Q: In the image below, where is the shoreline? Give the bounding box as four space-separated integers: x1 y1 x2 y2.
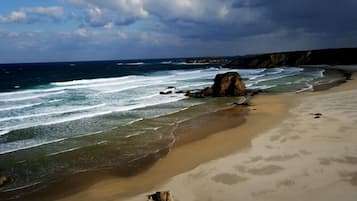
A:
21 92 294 201
2 66 355 201
126 72 357 201
1 99 249 201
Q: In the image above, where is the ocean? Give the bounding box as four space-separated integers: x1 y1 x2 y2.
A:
0 59 332 198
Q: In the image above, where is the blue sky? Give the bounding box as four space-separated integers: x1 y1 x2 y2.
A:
1 0 357 63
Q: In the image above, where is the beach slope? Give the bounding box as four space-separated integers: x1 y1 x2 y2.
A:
126 74 357 201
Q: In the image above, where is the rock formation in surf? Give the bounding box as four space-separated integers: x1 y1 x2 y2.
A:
186 72 246 97
226 48 357 68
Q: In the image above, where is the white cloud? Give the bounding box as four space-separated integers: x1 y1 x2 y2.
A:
74 28 88 37
65 0 149 26
140 0 264 26
23 6 64 18
0 6 64 24
218 5 229 18
0 11 27 23
63 0 263 30
104 22 114 29
117 31 128 39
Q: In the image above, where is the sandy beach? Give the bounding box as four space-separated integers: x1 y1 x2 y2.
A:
13 72 357 201
1 0 357 199
123 74 357 201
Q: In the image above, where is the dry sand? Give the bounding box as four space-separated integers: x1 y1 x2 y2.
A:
125 74 357 201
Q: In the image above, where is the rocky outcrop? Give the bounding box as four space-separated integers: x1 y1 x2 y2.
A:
211 72 246 96
186 72 246 98
227 48 357 68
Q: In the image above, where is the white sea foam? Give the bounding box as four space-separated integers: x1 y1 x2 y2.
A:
0 102 42 112
160 61 172 64
0 138 65 155
0 91 65 102
46 146 82 156
0 110 114 136
0 104 106 122
52 75 139 86
296 84 314 93
48 99 63 103
173 62 210 65
127 62 145 65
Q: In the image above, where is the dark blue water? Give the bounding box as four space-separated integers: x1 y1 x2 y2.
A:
0 59 207 92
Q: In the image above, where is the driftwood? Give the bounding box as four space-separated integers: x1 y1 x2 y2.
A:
147 191 174 201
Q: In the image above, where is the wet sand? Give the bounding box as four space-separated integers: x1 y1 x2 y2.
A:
25 88 293 201
125 73 357 201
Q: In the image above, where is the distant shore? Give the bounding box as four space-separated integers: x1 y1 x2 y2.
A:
227 48 357 68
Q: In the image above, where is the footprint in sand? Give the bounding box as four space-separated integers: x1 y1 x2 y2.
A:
235 165 284 176
211 173 248 185
299 150 312 155
276 179 296 188
265 154 300 162
339 171 357 186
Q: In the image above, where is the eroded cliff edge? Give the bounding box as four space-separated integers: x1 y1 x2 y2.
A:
227 48 357 68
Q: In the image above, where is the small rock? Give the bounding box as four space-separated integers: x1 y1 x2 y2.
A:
233 96 249 105
175 90 185 94
185 91 204 98
160 91 172 95
148 191 174 201
167 86 176 89
0 176 8 187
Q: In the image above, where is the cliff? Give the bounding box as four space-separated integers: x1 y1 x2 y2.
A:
226 48 357 68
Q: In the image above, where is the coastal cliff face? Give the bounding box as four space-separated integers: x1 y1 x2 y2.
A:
227 48 357 68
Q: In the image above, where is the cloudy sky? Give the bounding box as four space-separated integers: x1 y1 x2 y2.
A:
1 0 357 63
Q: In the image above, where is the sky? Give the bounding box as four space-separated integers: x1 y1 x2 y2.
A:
0 0 357 63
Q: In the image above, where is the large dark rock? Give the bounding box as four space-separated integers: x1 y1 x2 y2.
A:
227 48 357 68
185 72 246 98
212 72 246 97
